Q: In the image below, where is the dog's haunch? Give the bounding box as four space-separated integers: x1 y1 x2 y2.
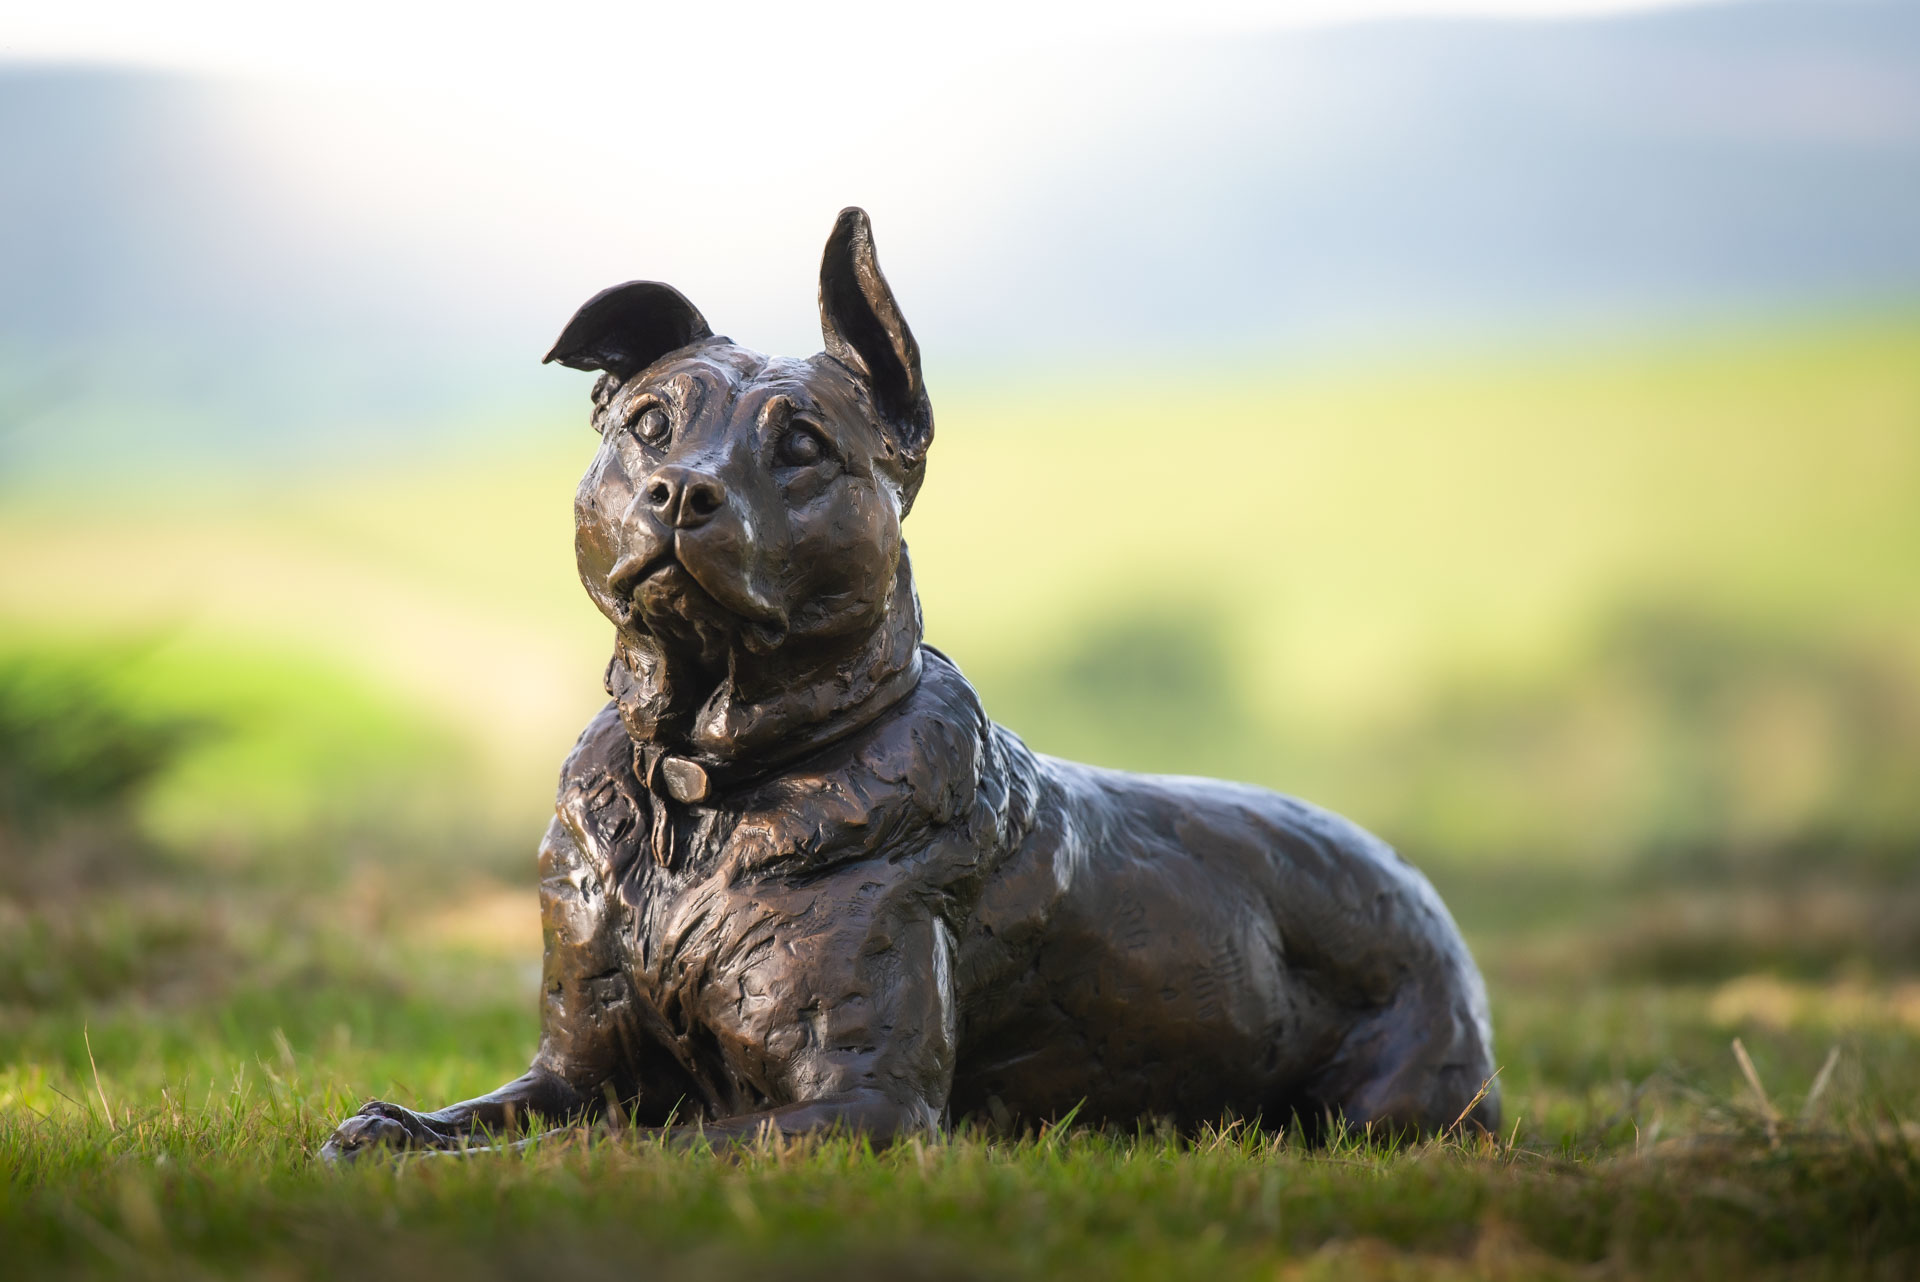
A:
321 208 1496 1162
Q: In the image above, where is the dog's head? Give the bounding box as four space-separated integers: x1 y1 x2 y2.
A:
548 208 933 761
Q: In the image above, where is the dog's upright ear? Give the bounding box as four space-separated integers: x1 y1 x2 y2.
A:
819 208 933 462
544 281 712 381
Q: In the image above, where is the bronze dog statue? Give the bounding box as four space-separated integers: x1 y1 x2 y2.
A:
322 209 1497 1160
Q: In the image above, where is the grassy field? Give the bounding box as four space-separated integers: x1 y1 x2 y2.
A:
4 316 1919 1277
3 863 1917 1279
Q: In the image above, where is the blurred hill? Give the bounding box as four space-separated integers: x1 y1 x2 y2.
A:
3 0 1918 484
2 317 1915 874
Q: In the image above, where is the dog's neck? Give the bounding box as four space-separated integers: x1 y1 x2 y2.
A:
605 550 924 792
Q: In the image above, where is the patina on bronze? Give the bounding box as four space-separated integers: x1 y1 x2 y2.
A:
321 209 1497 1161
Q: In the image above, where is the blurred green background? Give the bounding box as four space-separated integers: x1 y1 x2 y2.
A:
6 316 1917 886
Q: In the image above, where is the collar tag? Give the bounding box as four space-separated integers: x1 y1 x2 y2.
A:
660 756 711 804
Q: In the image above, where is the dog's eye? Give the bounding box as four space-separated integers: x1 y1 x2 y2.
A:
777 426 825 467
632 406 671 446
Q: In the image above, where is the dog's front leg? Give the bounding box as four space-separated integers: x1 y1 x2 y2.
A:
322 814 645 1163
652 881 960 1152
320 1066 595 1161
421 1088 935 1160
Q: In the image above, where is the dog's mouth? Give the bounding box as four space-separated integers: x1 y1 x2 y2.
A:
607 545 789 651
607 549 677 607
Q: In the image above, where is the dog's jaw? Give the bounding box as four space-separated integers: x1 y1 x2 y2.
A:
605 548 925 786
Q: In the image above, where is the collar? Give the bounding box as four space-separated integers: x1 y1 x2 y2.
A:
604 553 925 862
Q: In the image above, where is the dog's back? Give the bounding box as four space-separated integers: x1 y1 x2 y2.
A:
955 724 1498 1133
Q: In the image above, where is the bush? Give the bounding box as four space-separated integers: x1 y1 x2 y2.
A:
0 647 204 853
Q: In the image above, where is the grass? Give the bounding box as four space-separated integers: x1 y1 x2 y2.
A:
2 862 1917 1280
8 1108 1916 1281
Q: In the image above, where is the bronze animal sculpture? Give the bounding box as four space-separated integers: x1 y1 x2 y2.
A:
321 209 1497 1161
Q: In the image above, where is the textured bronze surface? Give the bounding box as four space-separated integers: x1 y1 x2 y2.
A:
321 209 1497 1162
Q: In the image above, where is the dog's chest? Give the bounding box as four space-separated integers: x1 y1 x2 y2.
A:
548 668 1026 1112
602 801 986 1114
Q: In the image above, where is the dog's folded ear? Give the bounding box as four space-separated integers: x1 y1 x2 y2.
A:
819 208 933 460
544 281 713 381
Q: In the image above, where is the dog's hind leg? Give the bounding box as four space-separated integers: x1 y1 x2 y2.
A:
1306 976 1500 1140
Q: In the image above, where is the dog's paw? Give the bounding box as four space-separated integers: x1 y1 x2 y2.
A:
319 1101 448 1165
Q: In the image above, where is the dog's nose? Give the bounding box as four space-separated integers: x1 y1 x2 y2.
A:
643 465 726 530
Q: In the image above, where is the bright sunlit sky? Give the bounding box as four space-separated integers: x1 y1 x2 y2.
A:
18 0 1915 459
7 1 1731 345
8 2 1720 90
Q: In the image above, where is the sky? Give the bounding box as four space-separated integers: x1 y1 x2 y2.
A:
0 0 1755 351
1 1 1738 283
7 0 1917 475
6 2 1724 83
